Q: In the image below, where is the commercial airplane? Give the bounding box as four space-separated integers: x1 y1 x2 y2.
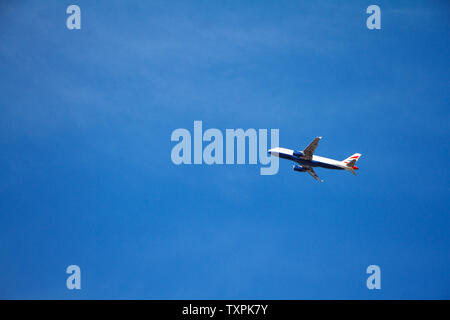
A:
268 137 361 182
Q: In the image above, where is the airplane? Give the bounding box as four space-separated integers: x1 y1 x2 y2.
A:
268 137 361 182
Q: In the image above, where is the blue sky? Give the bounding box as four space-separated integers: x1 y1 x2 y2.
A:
0 0 449 299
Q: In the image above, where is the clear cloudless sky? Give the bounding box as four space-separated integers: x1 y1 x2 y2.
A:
0 0 449 299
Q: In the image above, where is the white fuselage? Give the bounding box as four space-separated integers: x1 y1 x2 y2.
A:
268 147 348 170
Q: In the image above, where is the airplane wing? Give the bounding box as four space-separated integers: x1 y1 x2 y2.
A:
302 137 322 160
305 167 323 182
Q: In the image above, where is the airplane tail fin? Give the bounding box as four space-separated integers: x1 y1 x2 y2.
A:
342 153 361 175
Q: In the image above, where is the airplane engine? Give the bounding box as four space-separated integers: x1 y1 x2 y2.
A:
293 150 304 158
293 165 306 172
